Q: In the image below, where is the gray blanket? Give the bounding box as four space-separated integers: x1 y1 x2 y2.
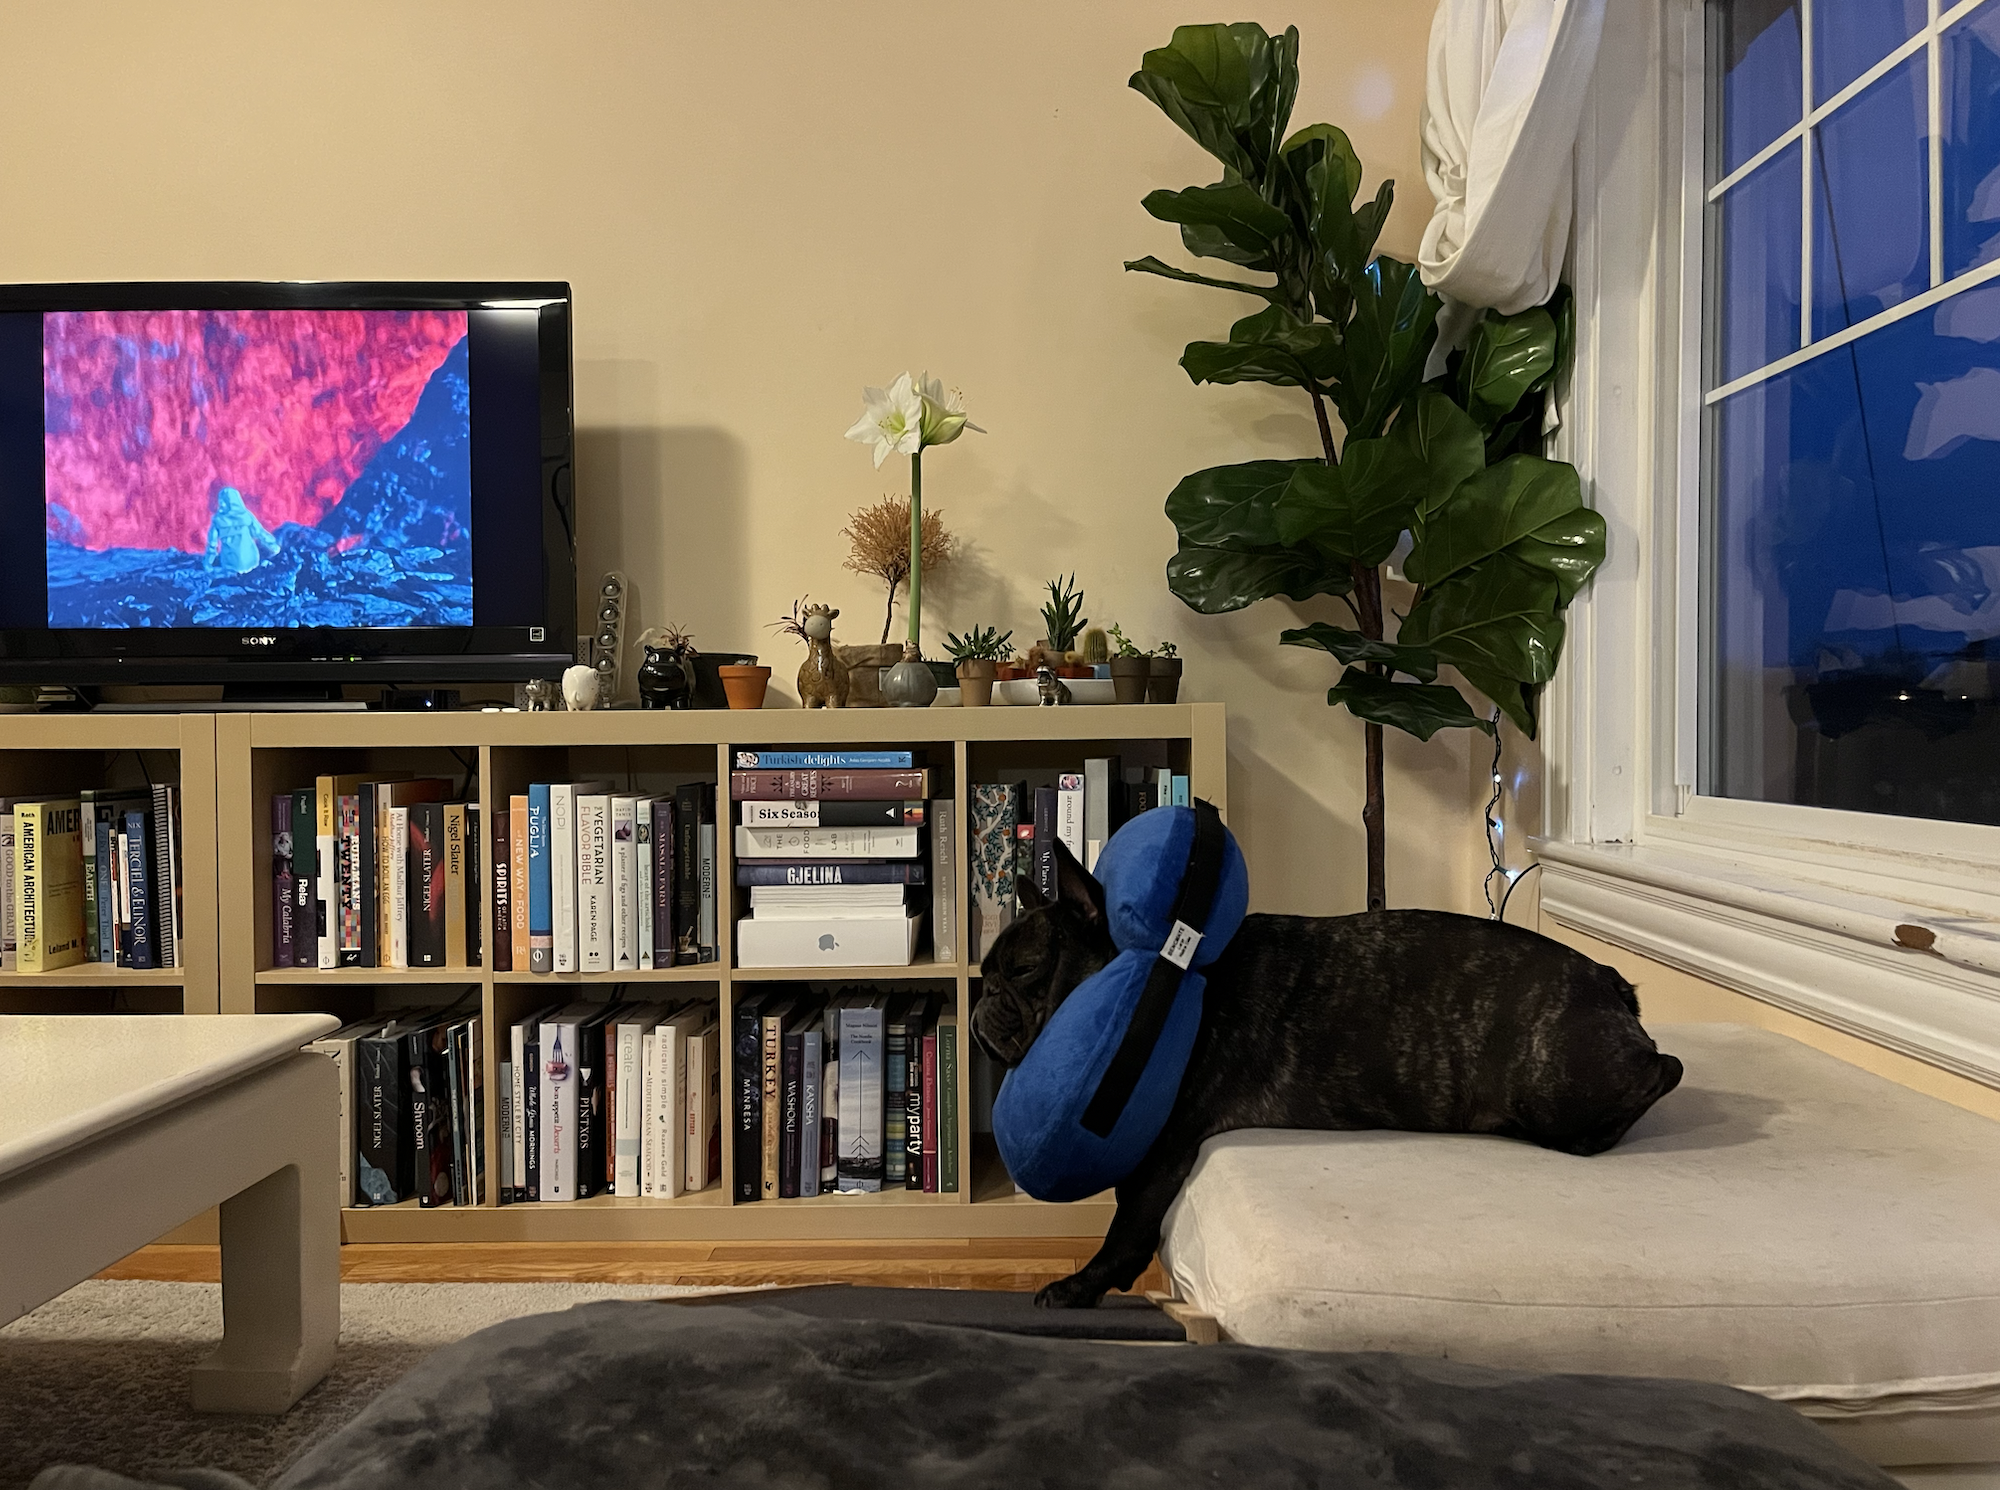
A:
32 1300 1898 1489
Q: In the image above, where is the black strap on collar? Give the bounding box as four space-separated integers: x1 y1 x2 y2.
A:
1080 798 1225 1139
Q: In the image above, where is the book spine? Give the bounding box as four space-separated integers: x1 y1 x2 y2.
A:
498 1059 514 1203
123 808 156 971
375 793 395 965
358 783 380 969
527 785 552 972
355 1034 404 1204
1033 786 1058 903
315 777 336 969
638 1027 658 1197
799 1029 822 1199
408 804 446 968
80 794 99 963
1083 757 1111 872
112 823 128 967
779 1030 803 1199
507 794 529 972
760 1011 783 1199
491 800 512 973
155 785 179 969
92 812 113 964
576 1017 607 1199
698 804 716 963
539 1019 577 1202
389 807 410 968
522 1028 541 1201
732 749 914 770
922 1030 940 1192
932 800 954 965
730 769 931 801
1172 774 1190 808
819 1017 839 1192
337 793 361 967
904 1020 923 1191
615 1021 644 1197
407 1029 441 1207
551 785 578 973
443 804 468 969
14 804 38 971
508 1022 527 1203
734 825 922 859
651 798 675 968
635 805 654 970
272 795 295 969
465 803 481 968
737 800 927 828
885 1011 909 1188
939 1015 959 1193
732 997 761 1201
968 784 1017 962
610 797 636 970
674 784 700 965
685 1027 708 1194
1057 774 1085 868
577 795 610 973
291 789 316 970
446 1027 468 1206
734 861 926 887
836 1004 884 1192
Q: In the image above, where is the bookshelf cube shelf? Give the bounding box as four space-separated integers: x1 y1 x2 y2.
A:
163 703 1224 1243
0 714 217 1015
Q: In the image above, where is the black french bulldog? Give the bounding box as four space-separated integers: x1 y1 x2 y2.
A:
972 842 1684 1309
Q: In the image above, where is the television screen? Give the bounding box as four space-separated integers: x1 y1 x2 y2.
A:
0 283 575 688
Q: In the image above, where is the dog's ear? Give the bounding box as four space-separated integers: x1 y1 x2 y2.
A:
1017 874 1048 913
1052 836 1105 923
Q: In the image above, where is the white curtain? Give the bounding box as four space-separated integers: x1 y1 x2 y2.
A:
1418 0 1608 316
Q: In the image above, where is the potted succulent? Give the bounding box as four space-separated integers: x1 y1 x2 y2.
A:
945 625 1014 707
1039 575 1093 677
1106 623 1151 704
1147 640 1183 704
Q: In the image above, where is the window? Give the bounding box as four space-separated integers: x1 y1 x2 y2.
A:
1704 0 2000 827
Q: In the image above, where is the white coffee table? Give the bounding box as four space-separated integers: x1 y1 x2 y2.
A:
0 1013 341 1413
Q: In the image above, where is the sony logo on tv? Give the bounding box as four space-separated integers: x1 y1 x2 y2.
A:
239 634 279 647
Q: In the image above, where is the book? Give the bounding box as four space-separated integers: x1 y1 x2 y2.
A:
408 802 448 968
551 781 611 973
355 1018 416 1205
1057 773 1085 868
938 1009 959 1193
465 1016 485 1205
491 799 513 973
527 784 553 973
735 913 923 968
748 889 913 919
610 795 638 971
521 1020 542 1201
634 799 654 970
734 861 926 887
0 806 13 970
613 1005 665 1197
356 781 382 968
732 749 914 770
885 996 914 1188
160 785 184 967
799 1019 823 1198
920 1022 940 1192
820 1009 840 1192
779 1024 805 1198
968 783 1019 961
498 1059 514 1202
697 788 717 962
408 1019 453 1208
638 1025 661 1197
735 824 921 860
374 779 443 964
836 995 887 1192
80 789 145 964
687 1020 720 1193
574 1005 615 1198
306 1015 382 1208
931 798 955 964
443 803 470 968
661 1004 710 1197
674 783 702 965
509 793 530 972
731 991 767 1202
16 799 84 973
110 817 129 966
121 807 155 970
731 769 934 801
650 797 675 969
1033 785 1058 904
1083 756 1119 872
387 807 410 968
508 1019 530 1202
737 800 927 828
537 1004 587 1201
337 791 363 966
291 788 316 965
1172 774 1191 808
271 794 296 968
575 791 612 973
759 997 798 1199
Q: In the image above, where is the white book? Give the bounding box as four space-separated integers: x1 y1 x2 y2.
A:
636 799 655 971
1057 775 1084 867
639 1027 660 1197
836 995 888 1192
548 782 609 973
388 806 410 968
932 798 954 964
538 1006 586 1202
1157 766 1173 805
577 793 612 973
734 825 921 859
316 818 336 971
752 905 913 922
750 885 909 908
654 1005 707 1198
698 820 716 958
306 1019 376 1208
510 1022 528 1201
614 1007 665 1196
735 913 922 968
686 1022 717 1193
1083 757 1114 872
610 796 638 970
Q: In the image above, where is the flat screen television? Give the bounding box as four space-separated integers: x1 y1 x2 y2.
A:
0 281 576 692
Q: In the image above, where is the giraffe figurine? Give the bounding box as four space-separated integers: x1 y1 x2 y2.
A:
797 603 851 708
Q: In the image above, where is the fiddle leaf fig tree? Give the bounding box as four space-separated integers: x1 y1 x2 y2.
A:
1130 22 1603 912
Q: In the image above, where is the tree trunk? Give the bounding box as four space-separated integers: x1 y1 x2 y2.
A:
878 579 900 645
1351 559 1388 913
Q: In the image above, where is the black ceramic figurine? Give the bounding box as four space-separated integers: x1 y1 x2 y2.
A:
636 636 696 710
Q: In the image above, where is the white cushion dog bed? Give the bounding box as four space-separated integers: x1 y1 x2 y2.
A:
1160 1023 2000 1467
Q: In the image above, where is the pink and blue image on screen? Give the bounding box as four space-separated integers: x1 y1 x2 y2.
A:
43 308 472 628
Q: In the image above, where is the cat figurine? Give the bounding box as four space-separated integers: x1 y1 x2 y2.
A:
971 840 1684 1309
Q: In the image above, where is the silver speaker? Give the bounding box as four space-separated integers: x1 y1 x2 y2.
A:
592 570 628 702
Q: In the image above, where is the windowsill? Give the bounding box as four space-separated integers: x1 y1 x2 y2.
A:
1532 837 2000 1090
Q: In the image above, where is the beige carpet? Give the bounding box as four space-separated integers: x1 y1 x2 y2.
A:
0 1279 703 1489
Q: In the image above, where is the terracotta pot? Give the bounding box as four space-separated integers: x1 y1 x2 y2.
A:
1109 655 1151 705
718 664 772 709
995 663 1031 681
1146 655 1184 704
955 658 997 707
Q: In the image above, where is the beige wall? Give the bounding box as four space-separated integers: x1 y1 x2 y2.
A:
0 0 1478 915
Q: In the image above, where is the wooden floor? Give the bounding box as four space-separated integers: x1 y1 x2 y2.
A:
100 1240 1167 1295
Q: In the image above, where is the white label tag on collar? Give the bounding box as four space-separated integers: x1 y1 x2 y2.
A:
1161 920 1203 970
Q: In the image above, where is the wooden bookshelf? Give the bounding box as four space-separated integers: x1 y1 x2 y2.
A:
42 702 1226 1244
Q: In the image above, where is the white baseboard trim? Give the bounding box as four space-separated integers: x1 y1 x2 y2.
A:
1536 841 2000 1091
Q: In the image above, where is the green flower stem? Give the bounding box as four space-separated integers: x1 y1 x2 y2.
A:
908 450 923 654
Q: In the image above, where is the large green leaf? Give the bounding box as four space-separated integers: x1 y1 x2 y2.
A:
1163 459 1312 547
1399 554 1567 685
1124 255 1281 304
1143 184 1293 261
1167 544 1350 613
1405 455 1604 603
1178 221 1271 269
1129 23 1294 177
1332 256 1440 440
1271 436 1422 567
1390 389 1487 517
1457 665 1540 738
1280 621 1438 682
1457 306 1557 429
1181 305 1341 389
1281 123 1362 204
1327 666 1492 741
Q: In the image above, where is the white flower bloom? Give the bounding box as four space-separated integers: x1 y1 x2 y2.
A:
916 371 985 448
844 373 925 468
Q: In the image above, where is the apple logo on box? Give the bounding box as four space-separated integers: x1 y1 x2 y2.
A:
818 934 837 951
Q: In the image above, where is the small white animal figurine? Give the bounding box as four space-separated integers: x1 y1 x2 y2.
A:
561 664 602 712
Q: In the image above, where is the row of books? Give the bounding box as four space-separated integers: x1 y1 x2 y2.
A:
968 758 1188 960
501 998 723 1201
310 1005 484 1207
730 753 945 969
273 775 481 970
0 786 184 972
496 782 719 974
732 988 960 1198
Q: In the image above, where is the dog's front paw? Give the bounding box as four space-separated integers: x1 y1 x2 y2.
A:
1034 1273 1106 1310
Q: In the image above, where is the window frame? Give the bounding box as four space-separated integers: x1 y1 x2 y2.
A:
1533 0 2000 1089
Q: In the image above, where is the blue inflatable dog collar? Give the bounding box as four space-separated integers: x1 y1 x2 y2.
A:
993 801 1248 1202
